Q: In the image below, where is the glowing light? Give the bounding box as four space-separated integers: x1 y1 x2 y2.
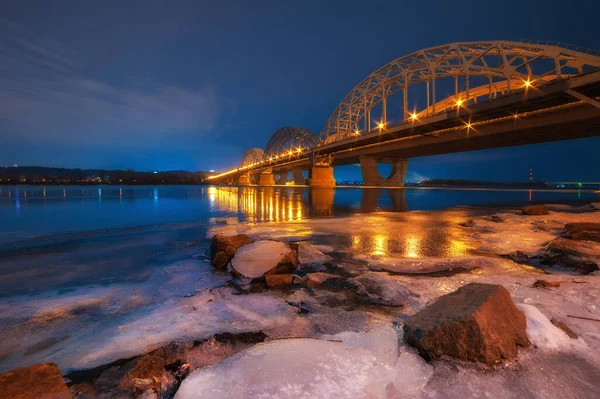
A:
410 112 418 121
455 99 463 106
354 130 361 136
378 122 385 129
288 150 293 156
466 122 472 129
297 147 302 153
372 234 387 256
524 79 532 88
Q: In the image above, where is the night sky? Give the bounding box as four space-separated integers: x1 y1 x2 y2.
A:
1 0 600 182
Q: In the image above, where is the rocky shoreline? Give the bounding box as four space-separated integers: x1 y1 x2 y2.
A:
2 203 600 398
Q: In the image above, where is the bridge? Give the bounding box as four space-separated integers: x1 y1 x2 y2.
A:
207 40 600 187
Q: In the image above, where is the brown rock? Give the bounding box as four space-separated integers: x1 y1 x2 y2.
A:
210 234 253 268
522 204 549 215
564 223 600 243
544 238 600 274
265 274 295 288
263 249 299 276
119 355 165 393
306 272 340 288
212 251 230 269
0 362 72 399
403 283 530 365
551 319 578 339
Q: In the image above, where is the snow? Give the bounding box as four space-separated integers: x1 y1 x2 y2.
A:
175 325 433 399
0 265 296 372
231 240 293 278
74 287 296 369
518 304 581 350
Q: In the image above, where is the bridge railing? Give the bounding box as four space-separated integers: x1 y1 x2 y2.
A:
519 39 600 57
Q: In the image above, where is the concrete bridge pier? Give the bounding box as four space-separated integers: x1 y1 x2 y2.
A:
292 167 307 185
238 173 251 185
359 156 409 186
275 171 288 185
258 172 275 186
308 165 335 187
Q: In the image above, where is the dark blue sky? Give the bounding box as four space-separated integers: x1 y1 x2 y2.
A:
1 0 600 182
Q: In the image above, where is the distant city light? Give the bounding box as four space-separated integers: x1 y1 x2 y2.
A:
209 169 215 173
153 171 158 174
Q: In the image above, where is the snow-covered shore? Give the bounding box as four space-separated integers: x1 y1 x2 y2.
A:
1 204 600 398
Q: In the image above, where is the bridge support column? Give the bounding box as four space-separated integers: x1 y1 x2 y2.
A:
292 167 306 185
258 172 275 186
275 171 288 185
359 156 409 187
308 165 335 187
238 173 251 185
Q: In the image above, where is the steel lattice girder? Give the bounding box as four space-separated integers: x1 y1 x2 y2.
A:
263 126 319 157
240 148 265 167
320 40 600 144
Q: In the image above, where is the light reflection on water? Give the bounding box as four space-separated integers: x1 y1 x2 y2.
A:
347 212 472 258
0 185 598 245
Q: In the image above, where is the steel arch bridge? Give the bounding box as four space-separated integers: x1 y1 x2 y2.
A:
209 40 600 186
263 127 319 159
320 40 600 144
240 148 265 167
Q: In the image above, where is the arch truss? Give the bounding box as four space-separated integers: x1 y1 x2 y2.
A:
240 148 265 168
263 126 318 160
320 40 600 144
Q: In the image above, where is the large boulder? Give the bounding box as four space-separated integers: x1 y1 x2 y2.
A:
403 283 530 365
210 234 253 269
563 223 600 243
0 363 72 399
231 240 298 278
522 205 549 215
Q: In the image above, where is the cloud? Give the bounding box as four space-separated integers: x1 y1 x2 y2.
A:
0 18 225 149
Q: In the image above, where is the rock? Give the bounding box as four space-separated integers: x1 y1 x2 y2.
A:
211 251 230 269
522 205 549 215
119 355 165 393
298 242 331 269
210 234 253 269
365 256 485 276
459 219 475 228
265 274 295 288
592 202 600 210
403 283 530 365
551 319 578 339
0 362 73 399
231 240 298 278
483 215 505 223
70 383 97 396
349 272 419 306
532 279 561 288
563 222 600 243
305 272 339 288
543 238 600 274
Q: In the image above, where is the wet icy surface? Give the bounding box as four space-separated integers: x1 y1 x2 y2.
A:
1 201 600 398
